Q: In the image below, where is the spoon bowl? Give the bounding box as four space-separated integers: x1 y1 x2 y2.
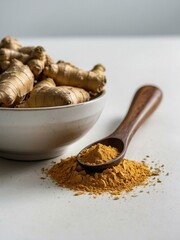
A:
78 137 125 171
77 85 163 171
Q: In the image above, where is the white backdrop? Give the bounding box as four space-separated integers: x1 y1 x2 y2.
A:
0 0 180 37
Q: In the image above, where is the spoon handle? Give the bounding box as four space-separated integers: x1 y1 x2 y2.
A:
111 85 162 145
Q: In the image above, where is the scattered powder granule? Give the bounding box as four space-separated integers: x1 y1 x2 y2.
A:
43 155 160 196
113 196 120 200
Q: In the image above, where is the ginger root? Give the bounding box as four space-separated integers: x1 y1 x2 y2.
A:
0 60 11 72
0 48 30 63
0 36 106 108
19 78 90 108
0 36 22 50
0 59 34 106
19 46 35 54
0 37 54 77
27 46 53 77
43 61 106 95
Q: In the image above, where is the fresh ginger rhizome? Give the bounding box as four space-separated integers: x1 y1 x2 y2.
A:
0 36 106 108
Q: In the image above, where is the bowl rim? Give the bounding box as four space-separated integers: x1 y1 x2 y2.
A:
0 90 106 111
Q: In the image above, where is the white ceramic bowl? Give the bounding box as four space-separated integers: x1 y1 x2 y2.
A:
0 91 105 161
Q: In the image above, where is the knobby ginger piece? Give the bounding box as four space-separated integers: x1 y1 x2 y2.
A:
27 46 54 77
0 36 22 50
0 48 30 63
27 46 47 77
43 62 106 95
19 78 90 108
0 59 34 106
0 38 54 77
19 46 36 54
0 60 11 72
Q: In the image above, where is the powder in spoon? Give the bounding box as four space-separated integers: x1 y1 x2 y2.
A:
79 143 119 165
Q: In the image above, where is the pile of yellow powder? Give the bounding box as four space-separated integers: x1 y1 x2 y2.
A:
42 143 162 196
43 157 159 196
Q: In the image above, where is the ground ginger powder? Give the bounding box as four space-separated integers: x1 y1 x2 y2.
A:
45 156 153 196
79 143 119 164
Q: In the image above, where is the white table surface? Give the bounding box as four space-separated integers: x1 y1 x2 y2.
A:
0 37 180 240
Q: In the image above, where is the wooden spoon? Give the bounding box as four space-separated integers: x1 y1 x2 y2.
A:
77 85 162 171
